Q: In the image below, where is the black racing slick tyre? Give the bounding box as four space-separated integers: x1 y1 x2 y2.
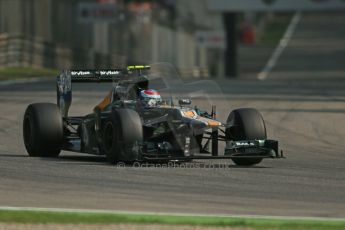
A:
23 103 63 157
226 108 266 166
102 109 143 164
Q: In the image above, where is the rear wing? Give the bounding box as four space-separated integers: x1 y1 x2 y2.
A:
57 65 150 117
69 70 123 82
68 65 150 82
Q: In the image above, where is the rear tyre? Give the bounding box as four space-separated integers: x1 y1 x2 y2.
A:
226 108 266 166
23 103 63 157
102 109 143 164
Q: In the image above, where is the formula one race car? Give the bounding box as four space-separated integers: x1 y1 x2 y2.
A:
23 65 283 166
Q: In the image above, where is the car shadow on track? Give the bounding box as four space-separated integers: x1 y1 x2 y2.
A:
42 155 107 165
0 153 108 166
0 153 28 158
2 153 270 168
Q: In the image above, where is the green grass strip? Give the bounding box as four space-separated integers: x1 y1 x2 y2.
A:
0 210 344 229
0 67 59 80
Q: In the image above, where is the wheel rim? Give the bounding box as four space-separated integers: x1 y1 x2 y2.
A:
104 122 114 151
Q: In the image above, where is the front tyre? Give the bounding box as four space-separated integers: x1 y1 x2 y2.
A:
226 108 266 166
23 103 63 157
102 109 143 164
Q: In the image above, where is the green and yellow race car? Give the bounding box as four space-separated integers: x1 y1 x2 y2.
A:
23 65 282 166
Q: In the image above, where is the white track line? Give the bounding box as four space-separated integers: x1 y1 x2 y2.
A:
0 206 344 222
257 11 302 81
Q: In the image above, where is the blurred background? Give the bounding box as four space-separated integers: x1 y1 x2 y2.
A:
0 0 344 79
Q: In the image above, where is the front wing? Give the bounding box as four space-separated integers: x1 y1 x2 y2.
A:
140 139 283 161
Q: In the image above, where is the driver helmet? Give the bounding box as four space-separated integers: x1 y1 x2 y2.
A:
139 89 162 107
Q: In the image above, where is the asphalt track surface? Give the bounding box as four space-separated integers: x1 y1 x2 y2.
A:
0 76 345 218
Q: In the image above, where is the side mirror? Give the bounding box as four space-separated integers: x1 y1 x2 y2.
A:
178 98 192 106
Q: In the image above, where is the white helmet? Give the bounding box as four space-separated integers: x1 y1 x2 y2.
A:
139 89 162 107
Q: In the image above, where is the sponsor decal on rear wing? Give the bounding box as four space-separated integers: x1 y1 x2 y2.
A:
66 66 150 82
69 70 123 82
